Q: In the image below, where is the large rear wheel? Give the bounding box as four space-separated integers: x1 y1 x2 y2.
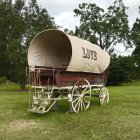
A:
71 79 91 113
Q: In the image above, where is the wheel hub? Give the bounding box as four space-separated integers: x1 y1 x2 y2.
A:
80 94 84 98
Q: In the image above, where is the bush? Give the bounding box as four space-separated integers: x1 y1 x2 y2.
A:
107 56 137 86
0 77 7 85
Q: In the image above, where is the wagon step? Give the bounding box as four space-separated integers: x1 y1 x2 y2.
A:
28 109 46 114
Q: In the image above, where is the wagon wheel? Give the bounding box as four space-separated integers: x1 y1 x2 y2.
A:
71 79 91 113
99 87 109 105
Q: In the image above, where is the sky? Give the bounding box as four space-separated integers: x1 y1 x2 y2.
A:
24 0 139 55
36 0 140 30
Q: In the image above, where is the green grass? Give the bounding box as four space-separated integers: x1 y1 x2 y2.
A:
0 82 140 140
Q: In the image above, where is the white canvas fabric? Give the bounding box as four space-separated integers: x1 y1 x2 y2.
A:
28 29 110 73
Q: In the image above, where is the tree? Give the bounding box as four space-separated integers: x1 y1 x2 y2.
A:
132 6 140 76
107 56 136 85
0 0 57 89
24 0 57 46
73 0 131 52
132 7 140 79
0 0 13 76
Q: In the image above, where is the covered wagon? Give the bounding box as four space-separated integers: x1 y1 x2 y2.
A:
27 29 110 114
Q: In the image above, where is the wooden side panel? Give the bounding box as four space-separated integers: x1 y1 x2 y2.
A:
28 66 108 87
55 71 107 87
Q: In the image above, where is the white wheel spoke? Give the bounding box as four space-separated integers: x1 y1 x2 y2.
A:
77 100 81 112
72 94 80 97
80 100 83 111
84 100 89 105
72 97 79 103
84 89 91 94
75 89 80 95
84 100 90 109
74 99 80 111
100 98 103 102
81 86 88 94
100 99 104 105
82 101 86 109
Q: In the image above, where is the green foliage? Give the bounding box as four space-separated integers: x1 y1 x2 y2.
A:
73 0 131 52
0 0 57 89
132 7 140 72
107 56 137 85
132 38 140 69
0 77 7 85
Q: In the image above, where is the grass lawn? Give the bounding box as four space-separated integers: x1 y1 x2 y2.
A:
0 82 140 140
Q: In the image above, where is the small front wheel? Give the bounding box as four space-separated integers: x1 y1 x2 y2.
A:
99 87 109 105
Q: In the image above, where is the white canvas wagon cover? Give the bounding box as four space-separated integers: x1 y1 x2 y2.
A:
28 29 110 73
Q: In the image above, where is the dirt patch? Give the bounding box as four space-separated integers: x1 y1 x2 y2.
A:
9 120 37 131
